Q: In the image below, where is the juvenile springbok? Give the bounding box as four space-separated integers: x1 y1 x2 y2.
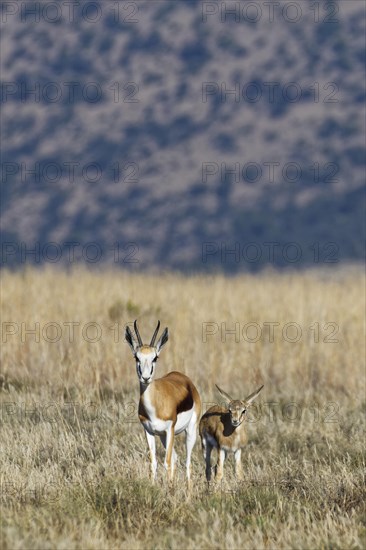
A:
199 384 263 482
125 320 201 484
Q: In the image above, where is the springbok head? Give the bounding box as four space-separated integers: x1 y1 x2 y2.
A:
125 320 168 385
215 384 264 427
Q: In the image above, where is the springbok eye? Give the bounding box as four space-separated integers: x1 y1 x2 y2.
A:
242 409 246 415
137 363 142 375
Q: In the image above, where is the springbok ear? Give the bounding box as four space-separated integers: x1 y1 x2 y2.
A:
125 325 138 353
244 385 264 406
215 385 233 405
156 327 168 355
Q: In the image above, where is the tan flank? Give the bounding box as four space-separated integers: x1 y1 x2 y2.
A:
199 384 263 482
126 320 201 485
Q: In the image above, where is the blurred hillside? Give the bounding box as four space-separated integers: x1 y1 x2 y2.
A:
1 0 365 272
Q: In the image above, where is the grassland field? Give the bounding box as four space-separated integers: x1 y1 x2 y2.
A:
0 267 365 550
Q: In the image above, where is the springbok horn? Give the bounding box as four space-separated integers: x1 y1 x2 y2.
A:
134 320 143 347
150 320 161 346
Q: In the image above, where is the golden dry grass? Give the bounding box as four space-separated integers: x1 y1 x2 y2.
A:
0 267 365 549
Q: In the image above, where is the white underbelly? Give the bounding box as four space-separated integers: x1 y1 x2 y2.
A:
142 407 195 436
175 408 195 434
142 418 171 435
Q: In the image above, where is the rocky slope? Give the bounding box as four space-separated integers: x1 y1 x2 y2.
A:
1 0 365 271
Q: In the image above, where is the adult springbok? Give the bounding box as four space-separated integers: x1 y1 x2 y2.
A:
199 384 263 482
125 320 201 485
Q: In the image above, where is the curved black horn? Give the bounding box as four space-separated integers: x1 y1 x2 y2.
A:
150 320 160 346
134 320 143 347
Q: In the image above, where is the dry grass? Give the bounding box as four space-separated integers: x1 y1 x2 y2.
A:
0 267 365 549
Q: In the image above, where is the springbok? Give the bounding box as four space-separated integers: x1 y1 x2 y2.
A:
125 320 201 484
199 384 263 482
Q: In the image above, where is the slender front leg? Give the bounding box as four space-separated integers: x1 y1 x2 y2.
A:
159 434 177 474
185 419 197 486
234 448 244 481
164 423 175 482
215 447 226 482
145 430 157 481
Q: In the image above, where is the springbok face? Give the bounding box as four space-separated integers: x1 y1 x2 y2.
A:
228 400 247 427
216 384 264 428
125 320 168 386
